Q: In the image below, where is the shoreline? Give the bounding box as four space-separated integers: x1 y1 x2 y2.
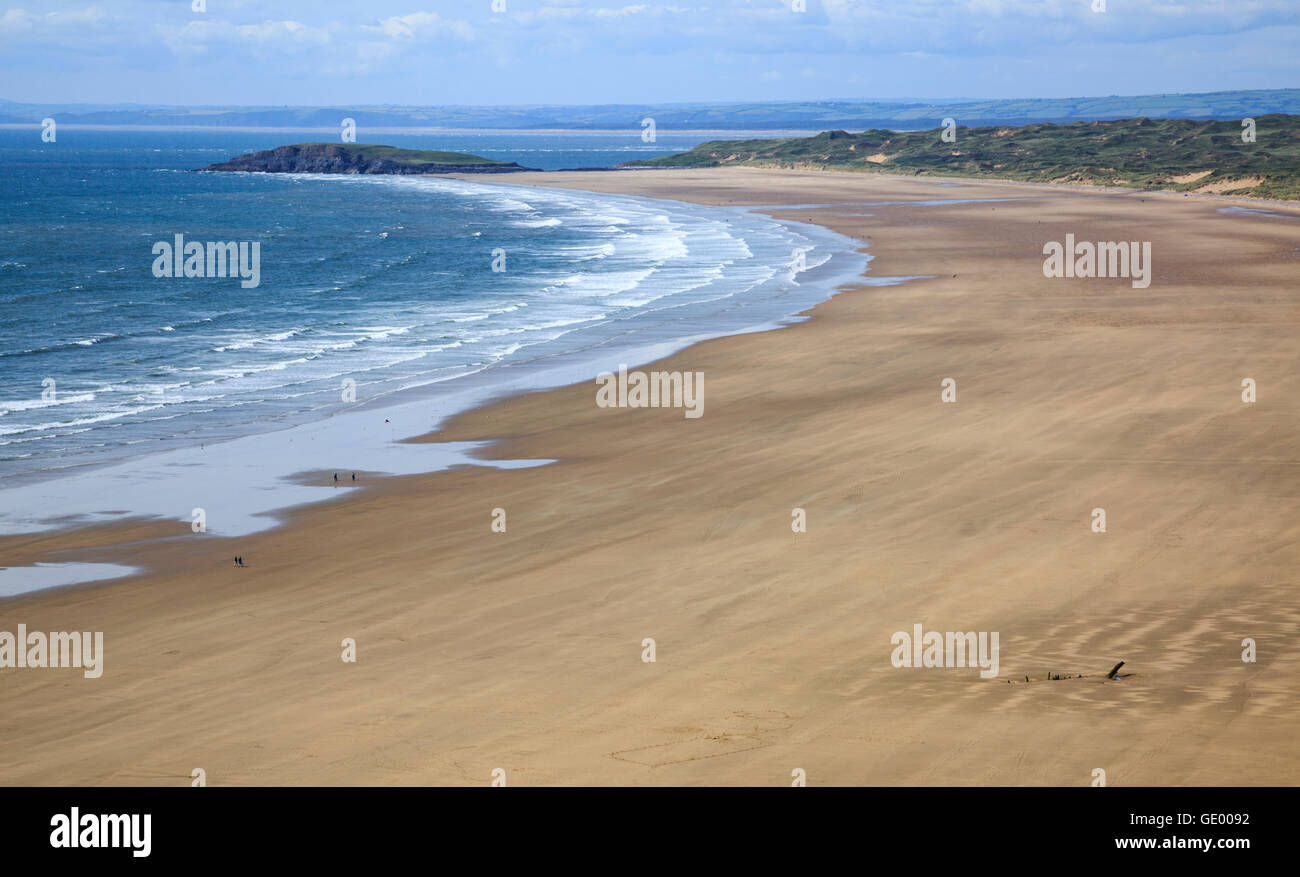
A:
0 182 870 572
612 163 1300 207
2 168 1298 785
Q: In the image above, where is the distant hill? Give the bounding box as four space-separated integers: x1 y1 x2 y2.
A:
5 89 1300 131
199 143 535 174
622 114 1300 200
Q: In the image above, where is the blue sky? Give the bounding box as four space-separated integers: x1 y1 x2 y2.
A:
1 0 1296 105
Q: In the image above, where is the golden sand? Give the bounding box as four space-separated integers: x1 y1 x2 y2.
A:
2 169 1298 785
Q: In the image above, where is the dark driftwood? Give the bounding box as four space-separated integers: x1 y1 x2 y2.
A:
1106 661 1125 679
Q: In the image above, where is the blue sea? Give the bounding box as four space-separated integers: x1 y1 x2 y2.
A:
0 128 877 574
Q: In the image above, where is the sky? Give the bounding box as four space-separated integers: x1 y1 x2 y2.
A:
0 0 1296 106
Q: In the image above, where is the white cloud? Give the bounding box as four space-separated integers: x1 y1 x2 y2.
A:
0 5 108 38
158 18 332 56
368 11 474 42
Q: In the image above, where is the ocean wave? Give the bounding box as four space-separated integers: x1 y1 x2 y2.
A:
212 328 308 352
0 392 97 414
0 402 168 437
1 169 868 479
512 217 563 229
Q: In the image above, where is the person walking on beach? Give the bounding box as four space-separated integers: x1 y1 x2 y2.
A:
333 472 338 482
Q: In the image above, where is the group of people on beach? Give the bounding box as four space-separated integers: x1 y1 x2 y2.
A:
231 471 358 569
231 472 359 568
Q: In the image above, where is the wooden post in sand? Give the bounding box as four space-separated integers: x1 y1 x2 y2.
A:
1106 661 1125 680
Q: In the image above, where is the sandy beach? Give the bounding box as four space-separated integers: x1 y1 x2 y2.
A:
2 168 1299 786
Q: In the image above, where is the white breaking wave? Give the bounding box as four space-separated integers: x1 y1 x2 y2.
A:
0 393 96 414
1 172 870 497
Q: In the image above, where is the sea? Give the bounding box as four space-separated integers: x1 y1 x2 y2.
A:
0 128 886 592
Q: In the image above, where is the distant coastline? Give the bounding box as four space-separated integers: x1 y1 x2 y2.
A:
0 123 825 137
4 87 1299 130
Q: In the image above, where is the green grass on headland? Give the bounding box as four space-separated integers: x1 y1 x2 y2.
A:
293 143 512 167
198 142 531 174
624 115 1300 200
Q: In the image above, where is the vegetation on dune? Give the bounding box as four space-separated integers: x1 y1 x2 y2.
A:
623 114 1300 200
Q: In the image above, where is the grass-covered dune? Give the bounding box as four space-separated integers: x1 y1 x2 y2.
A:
624 114 1300 200
200 142 535 174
